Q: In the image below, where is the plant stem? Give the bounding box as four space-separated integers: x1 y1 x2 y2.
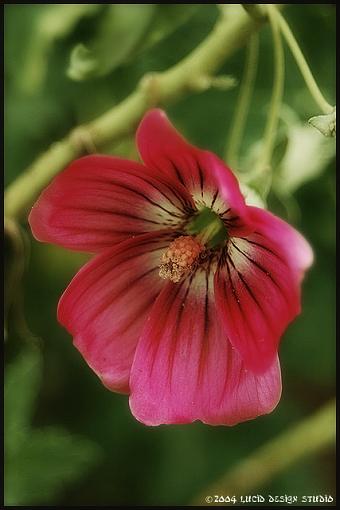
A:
225 33 259 168
5 6 282 221
192 399 336 505
276 9 333 114
241 4 266 21
258 4 285 174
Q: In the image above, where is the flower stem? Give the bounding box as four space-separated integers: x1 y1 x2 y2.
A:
192 399 336 505
225 33 259 169
276 9 333 114
258 4 285 175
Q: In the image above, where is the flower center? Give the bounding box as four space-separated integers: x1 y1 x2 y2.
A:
187 207 227 248
159 208 228 283
159 236 204 283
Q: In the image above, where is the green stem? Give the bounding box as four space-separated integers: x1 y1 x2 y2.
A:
225 33 259 168
241 4 266 21
276 9 333 114
5 5 283 221
192 399 336 505
4 219 26 333
258 4 285 173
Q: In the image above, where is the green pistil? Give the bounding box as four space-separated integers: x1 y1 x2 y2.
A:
186 207 227 249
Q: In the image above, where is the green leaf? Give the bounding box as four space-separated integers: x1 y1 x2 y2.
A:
67 4 199 81
5 347 103 505
4 347 43 455
308 108 336 137
5 428 102 505
135 4 199 55
19 4 101 94
275 123 335 194
67 4 156 81
241 107 335 196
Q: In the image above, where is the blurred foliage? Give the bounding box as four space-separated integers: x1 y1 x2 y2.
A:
242 105 336 207
4 347 102 505
67 4 198 81
4 3 335 506
18 4 101 95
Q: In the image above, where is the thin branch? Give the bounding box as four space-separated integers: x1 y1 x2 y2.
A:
4 5 282 220
225 33 259 168
192 399 335 505
276 8 333 114
258 4 285 173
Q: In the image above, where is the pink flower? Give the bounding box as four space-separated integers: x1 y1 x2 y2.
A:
29 109 313 426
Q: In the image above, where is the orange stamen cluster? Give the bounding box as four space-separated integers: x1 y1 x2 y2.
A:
159 235 204 283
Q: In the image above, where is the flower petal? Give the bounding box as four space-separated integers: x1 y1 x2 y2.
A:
214 212 313 373
58 231 175 393
247 206 314 282
29 155 194 252
129 268 281 425
136 109 252 235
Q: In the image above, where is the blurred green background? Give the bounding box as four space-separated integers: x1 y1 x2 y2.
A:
4 4 335 506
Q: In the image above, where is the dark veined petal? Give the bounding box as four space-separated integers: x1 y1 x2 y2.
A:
214 210 313 373
29 155 194 253
129 267 281 425
136 109 253 236
58 231 176 393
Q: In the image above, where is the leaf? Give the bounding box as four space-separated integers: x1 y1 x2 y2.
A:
67 4 199 81
241 106 335 196
67 4 156 81
135 4 199 55
19 4 101 94
67 44 97 81
5 428 102 505
276 123 335 194
308 108 336 137
4 347 43 455
5 347 103 505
